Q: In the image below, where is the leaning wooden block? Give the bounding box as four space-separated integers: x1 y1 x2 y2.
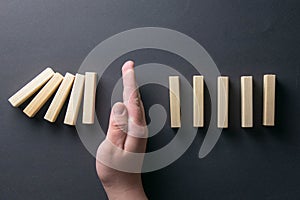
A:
241 76 253 128
193 75 204 127
82 72 97 124
23 73 64 117
263 74 276 126
169 76 181 128
217 76 229 128
8 67 55 107
44 73 75 122
64 73 85 125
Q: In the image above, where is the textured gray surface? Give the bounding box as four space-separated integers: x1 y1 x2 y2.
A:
1 0 300 199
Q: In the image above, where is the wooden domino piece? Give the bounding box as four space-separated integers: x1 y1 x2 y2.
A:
44 73 75 122
217 76 229 128
8 67 55 107
64 73 85 125
82 72 97 124
241 76 253 128
193 75 204 127
23 73 64 117
263 74 276 126
169 76 181 128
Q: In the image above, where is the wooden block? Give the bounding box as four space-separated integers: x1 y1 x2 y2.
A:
263 74 276 126
23 73 63 117
44 73 75 122
217 76 229 128
82 72 97 124
8 67 54 107
193 75 204 127
169 76 181 128
64 73 85 125
241 76 253 128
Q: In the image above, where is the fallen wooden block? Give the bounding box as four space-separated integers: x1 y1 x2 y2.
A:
64 73 85 125
263 74 276 126
23 73 64 117
193 75 204 127
217 76 229 128
44 73 75 123
8 67 55 107
169 76 181 128
82 72 97 124
241 76 253 128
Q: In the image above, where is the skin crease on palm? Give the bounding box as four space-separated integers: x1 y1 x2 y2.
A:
96 61 148 200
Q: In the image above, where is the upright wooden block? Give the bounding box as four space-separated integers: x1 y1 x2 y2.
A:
82 72 97 124
263 74 276 126
44 73 75 122
193 76 204 127
8 67 54 107
169 76 181 128
23 73 64 117
217 76 229 128
241 76 253 128
64 73 85 125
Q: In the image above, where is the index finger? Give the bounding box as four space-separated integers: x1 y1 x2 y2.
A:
121 61 147 153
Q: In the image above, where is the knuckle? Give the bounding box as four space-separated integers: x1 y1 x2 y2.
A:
111 121 128 132
130 96 141 107
131 108 145 125
128 127 148 138
127 89 141 106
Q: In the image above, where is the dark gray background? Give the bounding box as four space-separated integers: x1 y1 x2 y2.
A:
1 0 300 199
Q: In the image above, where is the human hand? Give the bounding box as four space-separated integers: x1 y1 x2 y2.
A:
96 61 148 200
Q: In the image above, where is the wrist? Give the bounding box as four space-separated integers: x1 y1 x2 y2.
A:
105 186 147 200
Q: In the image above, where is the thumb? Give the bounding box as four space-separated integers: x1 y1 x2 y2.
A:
106 102 128 149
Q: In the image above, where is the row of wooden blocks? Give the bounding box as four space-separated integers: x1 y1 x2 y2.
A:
9 67 275 128
8 68 98 125
169 75 276 128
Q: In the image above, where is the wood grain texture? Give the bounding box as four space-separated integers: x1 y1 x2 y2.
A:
193 75 204 127
8 67 54 107
241 76 253 128
263 74 276 126
169 76 181 128
44 73 75 122
82 72 97 124
64 73 85 125
23 73 64 117
217 76 229 128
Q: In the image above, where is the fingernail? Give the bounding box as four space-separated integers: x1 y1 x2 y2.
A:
113 103 126 115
